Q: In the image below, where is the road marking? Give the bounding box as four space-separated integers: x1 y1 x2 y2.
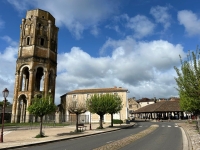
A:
168 125 171 127
94 125 159 150
162 125 165 127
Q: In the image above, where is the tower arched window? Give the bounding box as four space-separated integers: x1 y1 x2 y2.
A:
26 37 30 45
40 38 44 46
35 67 44 91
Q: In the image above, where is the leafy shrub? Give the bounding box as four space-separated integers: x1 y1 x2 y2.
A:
113 119 123 124
35 132 46 138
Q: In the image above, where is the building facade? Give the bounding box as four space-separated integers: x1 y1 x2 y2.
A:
137 98 155 108
11 9 59 123
128 97 141 119
60 87 129 123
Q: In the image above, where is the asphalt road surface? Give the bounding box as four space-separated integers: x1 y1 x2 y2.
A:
17 121 183 150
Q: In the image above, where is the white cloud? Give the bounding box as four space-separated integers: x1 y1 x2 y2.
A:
150 5 171 30
7 0 32 12
178 10 200 37
55 37 186 102
126 15 155 38
1 36 18 46
0 44 18 103
90 26 99 37
0 36 186 104
7 0 119 39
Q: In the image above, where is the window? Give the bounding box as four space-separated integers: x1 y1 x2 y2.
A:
129 105 132 108
26 37 30 45
42 16 45 19
86 94 90 98
114 92 118 95
40 38 44 46
38 23 41 28
72 95 76 99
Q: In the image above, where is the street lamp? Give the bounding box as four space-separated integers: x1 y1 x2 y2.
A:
1 88 9 143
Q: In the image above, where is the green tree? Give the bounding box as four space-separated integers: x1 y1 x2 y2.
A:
174 49 200 115
0 101 11 107
28 95 57 137
68 100 87 132
87 94 107 129
87 93 122 129
106 94 123 127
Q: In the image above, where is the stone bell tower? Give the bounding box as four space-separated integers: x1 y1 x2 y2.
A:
11 9 59 123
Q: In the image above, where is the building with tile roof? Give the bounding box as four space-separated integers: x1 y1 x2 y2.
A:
60 86 129 123
134 98 185 120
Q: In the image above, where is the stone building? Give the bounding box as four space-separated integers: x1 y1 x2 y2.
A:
128 97 141 119
60 87 129 123
11 9 59 123
137 98 155 108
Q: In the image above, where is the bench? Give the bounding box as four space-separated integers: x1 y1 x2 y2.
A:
78 123 87 131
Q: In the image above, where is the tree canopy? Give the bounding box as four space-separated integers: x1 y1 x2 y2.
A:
105 94 123 127
28 95 56 117
87 93 123 128
28 95 56 137
67 100 87 132
0 101 11 107
174 49 200 114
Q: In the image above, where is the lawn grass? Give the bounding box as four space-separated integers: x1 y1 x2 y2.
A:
4 122 70 127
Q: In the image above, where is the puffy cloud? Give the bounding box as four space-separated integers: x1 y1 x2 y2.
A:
55 37 186 102
150 5 171 30
0 35 186 104
178 10 200 37
1 36 18 47
0 41 18 102
126 15 155 38
7 0 120 39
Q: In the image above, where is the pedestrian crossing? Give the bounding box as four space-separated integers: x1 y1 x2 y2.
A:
137 125 179 128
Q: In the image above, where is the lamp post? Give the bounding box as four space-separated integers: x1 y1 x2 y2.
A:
90 111 92 130
0 88 9 143
89 101 92 130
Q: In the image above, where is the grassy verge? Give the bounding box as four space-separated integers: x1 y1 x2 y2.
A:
4 122 70 127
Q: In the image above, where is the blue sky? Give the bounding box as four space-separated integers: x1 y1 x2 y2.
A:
0 0 200 104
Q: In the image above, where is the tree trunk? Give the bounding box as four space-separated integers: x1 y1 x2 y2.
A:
110 113 113 127
99 114 103 129
76 113 78 132
40 116 43 136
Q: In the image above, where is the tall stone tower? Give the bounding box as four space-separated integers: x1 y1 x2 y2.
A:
11 9 59 123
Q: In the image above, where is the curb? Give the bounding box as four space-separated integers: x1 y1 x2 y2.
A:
1 124 135 150
177 123 192 150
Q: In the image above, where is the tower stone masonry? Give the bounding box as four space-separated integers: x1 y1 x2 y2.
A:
11 9 59 123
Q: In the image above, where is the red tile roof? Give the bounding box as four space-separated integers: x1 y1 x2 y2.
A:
134 100 182 113
61 87 128 96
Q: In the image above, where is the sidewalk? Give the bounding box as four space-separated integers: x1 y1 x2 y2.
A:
178 122 200 150
0 122 199 150
0 123 135 150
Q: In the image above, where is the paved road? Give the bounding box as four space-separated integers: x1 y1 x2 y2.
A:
121 121 182 150
16 121 183 150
